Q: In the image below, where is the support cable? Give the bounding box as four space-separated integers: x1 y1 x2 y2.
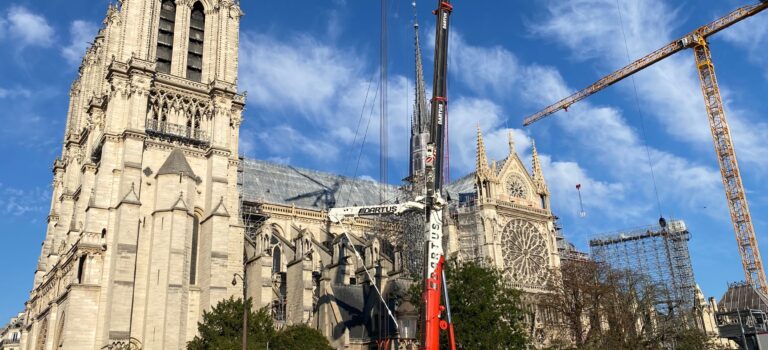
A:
341 79 381 207
615 0 664 218
338 221 399 329
380 0 389 203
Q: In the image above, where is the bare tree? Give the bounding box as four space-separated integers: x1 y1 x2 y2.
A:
542 260 712 349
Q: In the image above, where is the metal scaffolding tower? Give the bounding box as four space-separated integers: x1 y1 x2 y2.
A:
590 220 697 314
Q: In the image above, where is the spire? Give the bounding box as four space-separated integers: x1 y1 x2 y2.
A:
476 125 490 175
531 140 549 195
408 8 431 184
412 18 429 135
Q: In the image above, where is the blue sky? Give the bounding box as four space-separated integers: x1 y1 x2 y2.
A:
1 0 767 322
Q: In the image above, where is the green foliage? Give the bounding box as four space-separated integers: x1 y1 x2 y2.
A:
187 297 274 350
444 260 528 349
407 260 529 349
270 324 334 350
673 328 726 350
187 297 334 350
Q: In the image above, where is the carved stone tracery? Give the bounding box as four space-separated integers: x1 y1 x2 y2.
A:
501 219 550 287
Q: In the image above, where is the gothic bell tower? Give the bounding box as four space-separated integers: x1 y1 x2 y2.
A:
23 1 246 349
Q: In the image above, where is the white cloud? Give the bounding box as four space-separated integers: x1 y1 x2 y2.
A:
448 31 519 96
239 126 257 157
0 86 31 99
0 17 6 40
518 64 724 218
720 13 768 78
531 0 768 170
240 33 363 118
6 5 53 47
256 124 342 165
440 26 724 227
0 183 50 217
62 20 99 66
446 97 505 172
239 31 413 174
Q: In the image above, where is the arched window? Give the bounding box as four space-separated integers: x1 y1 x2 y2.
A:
190 216 200 285
35 318 48 350
187 2 205 81
77 255 87 283
156 0 176 74
272 246 281 274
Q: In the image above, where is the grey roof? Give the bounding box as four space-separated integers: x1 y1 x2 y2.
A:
719 282 768 312
445 173 476 200
241 159 403 210
157 149 196 177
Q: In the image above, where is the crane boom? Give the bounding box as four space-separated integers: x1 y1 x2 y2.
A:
422 1 454 349
522 1 768 126
522 1 768 294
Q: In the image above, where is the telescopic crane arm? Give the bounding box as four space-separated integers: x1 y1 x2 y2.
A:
328 2 456 349
523 1 768 126
523 1 768 294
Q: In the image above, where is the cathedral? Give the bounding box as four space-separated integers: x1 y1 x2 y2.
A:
18 1 567 349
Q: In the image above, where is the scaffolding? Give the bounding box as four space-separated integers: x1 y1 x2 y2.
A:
449 192 483 263
589 219 697 314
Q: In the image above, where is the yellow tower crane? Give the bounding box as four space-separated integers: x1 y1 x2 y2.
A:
523 1 768 294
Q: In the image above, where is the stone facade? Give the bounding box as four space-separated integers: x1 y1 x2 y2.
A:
18 1 571 349
20 1 245 349
234 128 564 349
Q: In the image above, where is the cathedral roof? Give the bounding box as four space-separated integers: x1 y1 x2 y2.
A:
157 149 197 178
445 173 476 199
241 159 403 210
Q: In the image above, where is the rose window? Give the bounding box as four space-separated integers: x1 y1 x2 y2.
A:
507 175 529 199
501 219 549 286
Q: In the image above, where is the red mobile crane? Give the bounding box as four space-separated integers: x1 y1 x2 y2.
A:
328 1 456 349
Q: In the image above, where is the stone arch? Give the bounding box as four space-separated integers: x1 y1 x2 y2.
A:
53 312 66 348
35 317 49 350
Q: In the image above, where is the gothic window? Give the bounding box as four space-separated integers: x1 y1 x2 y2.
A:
77 255 87 283
53 312 65 349
190 216 200 285
35 318 48 350
156 0 176 74
500 219 550 286
187 2 205 82
272 246 282 274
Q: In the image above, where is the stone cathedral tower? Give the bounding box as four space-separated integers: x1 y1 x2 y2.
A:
21 1 245 349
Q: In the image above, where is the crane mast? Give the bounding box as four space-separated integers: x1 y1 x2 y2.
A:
423 1 454 349
328 2 456 349
692 39 768 293
523 1 768 294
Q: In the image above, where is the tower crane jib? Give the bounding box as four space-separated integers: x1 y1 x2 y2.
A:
523 1 768 294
